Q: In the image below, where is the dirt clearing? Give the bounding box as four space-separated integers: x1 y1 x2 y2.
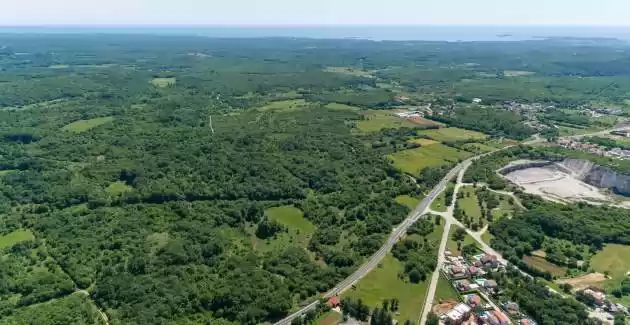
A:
433 299 458 315
557 273 607 290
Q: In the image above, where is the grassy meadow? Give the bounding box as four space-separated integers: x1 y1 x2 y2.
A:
0 229 35 249
357 110 418 133
62 116 115 133
151 77 176 88
419 127 487 142
389 144 471 175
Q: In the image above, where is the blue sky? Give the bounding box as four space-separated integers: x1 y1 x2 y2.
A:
1 0 628 25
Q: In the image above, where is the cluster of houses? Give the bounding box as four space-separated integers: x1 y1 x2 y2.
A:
581 288 629 316
438 251 537 325
557 138 630 159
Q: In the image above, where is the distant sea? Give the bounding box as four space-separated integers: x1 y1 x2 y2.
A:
1 25 630 42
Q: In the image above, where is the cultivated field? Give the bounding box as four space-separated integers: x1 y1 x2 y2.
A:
504 70 535 77
324 102 361 111
419 127 487 142
591 244 630 280
522 255 567 276
389 144 472 175
151 77 176 88
408 138 440 146
324 67 374 78
357 110 418 133
61 116 115 133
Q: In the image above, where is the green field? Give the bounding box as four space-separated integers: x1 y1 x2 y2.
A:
106 181 134 196
434 274 460 303
430 183 454 212
591 244 630 280
258 99 311 112
324 67 374 77
0 229 35 249
251 206 315 253
389 144 472 175
357 110 418 133
457 186 482 220
343 255 429 323
61 116 115 133
504 70 535 77
0 169 17 176
481 231 494 244
395 195 421 210
461 142 496 154
151 77 176 88
419 127 487 142
265 206 315 235
324 103 361 111
523 256 567 277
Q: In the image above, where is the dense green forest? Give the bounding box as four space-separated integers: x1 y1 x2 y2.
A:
0 34 629 324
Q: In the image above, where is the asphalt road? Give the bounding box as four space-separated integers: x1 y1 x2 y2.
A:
274 163 465 325
276 127 627 325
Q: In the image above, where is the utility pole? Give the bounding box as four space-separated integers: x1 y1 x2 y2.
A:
209 115 215 135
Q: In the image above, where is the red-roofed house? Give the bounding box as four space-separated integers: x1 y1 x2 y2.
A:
466 294 482 308
327 296 340 308
493 310 510 325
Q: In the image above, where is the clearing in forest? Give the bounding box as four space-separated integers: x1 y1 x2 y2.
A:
257 99 311 112
151 77 176 88
265 206 315 235
106 181 134 196
419 127 487 142
388 144 471 175
395 195 420 210
357 110 418 133
0 228 35 249
324 67 374 78
522 255 567 276
61 116 115 133
591 244 630 280
252 206 315 253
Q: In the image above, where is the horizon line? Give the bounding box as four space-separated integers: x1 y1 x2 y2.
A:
2 24 630 28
